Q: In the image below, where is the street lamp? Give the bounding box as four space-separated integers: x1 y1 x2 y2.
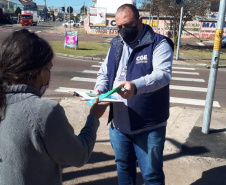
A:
7 0 10 13
44 0 47 21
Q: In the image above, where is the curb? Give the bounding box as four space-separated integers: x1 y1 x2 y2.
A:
55 53 105 61
55 53 226 68
205 65 226 69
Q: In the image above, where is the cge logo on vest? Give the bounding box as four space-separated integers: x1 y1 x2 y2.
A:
136 55 148 64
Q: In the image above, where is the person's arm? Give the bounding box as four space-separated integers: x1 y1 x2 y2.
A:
94 49 110 94
133 39 173 94
118 39 173 99
39 99 108 167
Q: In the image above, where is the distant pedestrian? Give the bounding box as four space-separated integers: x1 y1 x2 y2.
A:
93 4 174 185
0 29 109 185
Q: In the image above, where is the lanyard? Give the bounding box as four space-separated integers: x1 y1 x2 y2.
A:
125 46 133 70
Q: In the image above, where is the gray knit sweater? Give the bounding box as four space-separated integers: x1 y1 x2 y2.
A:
0 85 100 185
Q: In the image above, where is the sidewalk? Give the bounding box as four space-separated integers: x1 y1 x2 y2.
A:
59 99 226 185
50 27 226 184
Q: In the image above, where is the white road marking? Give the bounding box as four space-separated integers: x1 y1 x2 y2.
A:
71 77 97 82
197 42 205 46
82 70 98 74
55 87 92 93
172 67 195 70
172 77 205 82
91 65 101 68
172 71 199 75
170 97 220 107
82 70 200 76
170 85 207 92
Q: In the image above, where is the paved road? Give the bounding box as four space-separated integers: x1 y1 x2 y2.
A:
42 55 226 111
1 25 226 110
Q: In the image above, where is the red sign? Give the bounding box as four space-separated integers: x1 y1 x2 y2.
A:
54 8 58 16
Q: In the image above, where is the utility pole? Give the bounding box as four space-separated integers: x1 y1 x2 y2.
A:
176 0 184 60
84 1 85 20
64 4 66 33
202 0 226 134
44 0 47 21
69 7 71 31
7 0 10 13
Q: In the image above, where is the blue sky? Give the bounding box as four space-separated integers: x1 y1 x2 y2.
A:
11 0 142 13
11 0 95 13
34 0 94 13
36 0 95 12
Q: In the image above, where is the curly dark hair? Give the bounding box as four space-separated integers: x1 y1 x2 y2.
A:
0 29 53 121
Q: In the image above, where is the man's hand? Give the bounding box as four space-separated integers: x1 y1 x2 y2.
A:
117 81 137 99
92 89 103 95
90 97 109 119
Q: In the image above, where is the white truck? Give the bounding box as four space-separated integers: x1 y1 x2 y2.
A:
21 10 38 26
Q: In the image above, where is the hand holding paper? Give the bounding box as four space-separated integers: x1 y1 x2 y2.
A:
117 81 137 99
87 85 122 106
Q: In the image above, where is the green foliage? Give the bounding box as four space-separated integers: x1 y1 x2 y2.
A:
142 0 213 39
15 7 21 16
80 6 87 15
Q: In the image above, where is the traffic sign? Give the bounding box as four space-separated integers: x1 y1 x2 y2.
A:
73 12 77 17
67 6 73 13
54 8 58 16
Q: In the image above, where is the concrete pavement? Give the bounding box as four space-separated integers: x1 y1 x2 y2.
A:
59 99 226 185
2 24 225 184
50 27 226 184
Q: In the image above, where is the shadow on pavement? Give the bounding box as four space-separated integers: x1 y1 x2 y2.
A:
87 151 115 164
181 126 226 159
63 164 116 181
62 151 144 184
190 165 226 185
164 138 209 162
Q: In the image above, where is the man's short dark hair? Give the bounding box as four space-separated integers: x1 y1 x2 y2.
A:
117 4 140 20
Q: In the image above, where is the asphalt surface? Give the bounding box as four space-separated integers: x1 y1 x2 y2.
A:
1 24 226 185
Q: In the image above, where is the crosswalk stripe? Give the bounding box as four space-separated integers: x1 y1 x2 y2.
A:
72 73 205 83
55 87 92 93
172 71 199 75
91 66 196 71
91 65 101 68
172 67 195 70
56 86 207 93
170 97 220 107
82 70 98 74
82 70 200 76
172 77 205 82
170 85 207 92
56 85 208 93
71 77 96 82
55 87 219 107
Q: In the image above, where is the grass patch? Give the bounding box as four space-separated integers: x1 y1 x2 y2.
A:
181 47 226 59
50 41 110 56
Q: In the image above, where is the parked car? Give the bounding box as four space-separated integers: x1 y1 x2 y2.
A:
62 20 80 28
222 36 226 48
11 17 18 24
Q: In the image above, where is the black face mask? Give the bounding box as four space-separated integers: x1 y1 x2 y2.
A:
118 26 138 44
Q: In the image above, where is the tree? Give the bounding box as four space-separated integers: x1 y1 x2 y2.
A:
141 0 218 44
15 7 21 16
80 5 87 15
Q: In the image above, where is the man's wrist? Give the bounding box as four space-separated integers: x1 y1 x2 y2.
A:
132 82 137 95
